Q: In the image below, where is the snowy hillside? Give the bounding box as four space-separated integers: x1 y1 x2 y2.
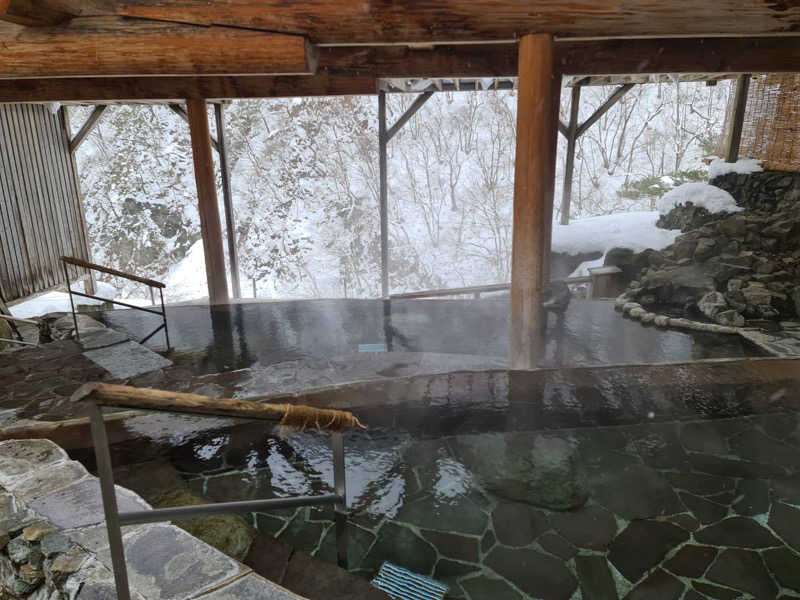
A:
69 80 731 303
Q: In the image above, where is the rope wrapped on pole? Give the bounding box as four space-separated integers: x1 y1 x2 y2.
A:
71 383 366 433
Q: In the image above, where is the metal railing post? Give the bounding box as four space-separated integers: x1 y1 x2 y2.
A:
62 261 80 342
332 432 348 569
89 403 132 600
159 288 171 351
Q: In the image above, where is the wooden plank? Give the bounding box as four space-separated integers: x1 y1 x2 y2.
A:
0 17 317 79
0 109 25 299
0 106 34 298
725 73 751 163
1 37 799 104
186 98 229 305
26 104 62 290
557 37 800 76
560 85 581 225
34 0 800 43
6 105 48 293
509 34 555 371
0 104 95 301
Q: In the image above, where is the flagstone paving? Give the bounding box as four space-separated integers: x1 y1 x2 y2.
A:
168 409 800 599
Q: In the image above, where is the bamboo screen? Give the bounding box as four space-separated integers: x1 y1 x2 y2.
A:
732 74 800 172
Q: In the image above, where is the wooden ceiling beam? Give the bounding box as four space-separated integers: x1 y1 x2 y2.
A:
0 16 317 79
0 36 798 103
0 0 72 26
558 37 800 76
9 0 800 44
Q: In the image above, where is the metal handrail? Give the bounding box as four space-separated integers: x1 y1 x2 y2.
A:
75 384 352 600
389 275 594 300
60 256 170 350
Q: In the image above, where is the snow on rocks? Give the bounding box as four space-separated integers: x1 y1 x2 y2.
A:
656 183 743 216
553 211 680 258
707 157 763 180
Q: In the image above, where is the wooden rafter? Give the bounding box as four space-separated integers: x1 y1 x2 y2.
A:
0 37 798 104
0 16 317 79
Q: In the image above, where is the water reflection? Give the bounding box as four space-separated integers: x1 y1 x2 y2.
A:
93 298 763 375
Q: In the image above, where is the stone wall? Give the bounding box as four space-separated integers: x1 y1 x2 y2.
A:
710 170 800 212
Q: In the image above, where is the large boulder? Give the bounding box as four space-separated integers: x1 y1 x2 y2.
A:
635 263 717 308
697 291 727 320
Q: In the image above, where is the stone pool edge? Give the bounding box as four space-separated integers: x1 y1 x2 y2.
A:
0 438 306 600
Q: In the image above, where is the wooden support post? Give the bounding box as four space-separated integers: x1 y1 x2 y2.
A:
378 91 389 298
510 34 555 370
214 103 241 300
559 85 580 225
726 74 751 163
186 99 229 305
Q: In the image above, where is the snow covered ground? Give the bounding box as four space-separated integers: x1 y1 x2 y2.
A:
10 281 118 319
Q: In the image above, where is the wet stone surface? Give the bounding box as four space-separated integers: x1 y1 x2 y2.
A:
160 403 800 600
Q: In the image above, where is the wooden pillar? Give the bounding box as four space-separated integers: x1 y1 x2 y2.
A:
378 91 389 298
559 85 580 226
725 74 751 163
214 103 241 299
510 34 555 370
186 99 229 305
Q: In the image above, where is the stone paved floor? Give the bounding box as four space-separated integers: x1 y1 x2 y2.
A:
151 409 800 600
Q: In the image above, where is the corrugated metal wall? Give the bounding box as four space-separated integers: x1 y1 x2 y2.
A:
0 103 90 302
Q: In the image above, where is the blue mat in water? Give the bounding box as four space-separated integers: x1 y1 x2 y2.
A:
371 562 448 600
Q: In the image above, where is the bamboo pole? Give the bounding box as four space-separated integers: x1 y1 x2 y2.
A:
509 34 555 370
72 383 365 431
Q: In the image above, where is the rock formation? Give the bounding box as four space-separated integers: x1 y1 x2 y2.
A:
617 171 800 328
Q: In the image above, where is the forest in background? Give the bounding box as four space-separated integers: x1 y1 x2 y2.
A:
71 79 731 302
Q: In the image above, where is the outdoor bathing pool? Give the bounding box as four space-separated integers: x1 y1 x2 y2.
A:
71 358 800 600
